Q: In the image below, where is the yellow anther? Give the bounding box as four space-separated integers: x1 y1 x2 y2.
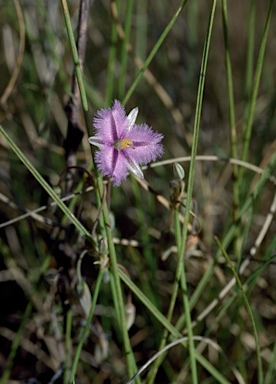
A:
114 138 135 150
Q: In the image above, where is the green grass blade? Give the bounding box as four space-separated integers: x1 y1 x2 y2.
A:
215 237 263 384
241 0 274 164
178 1 217 382
0 125 93 241
122 0 188 105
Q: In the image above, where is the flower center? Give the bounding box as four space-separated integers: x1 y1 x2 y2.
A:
114 138 135 150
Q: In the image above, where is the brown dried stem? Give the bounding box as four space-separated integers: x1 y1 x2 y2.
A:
63 0 90 191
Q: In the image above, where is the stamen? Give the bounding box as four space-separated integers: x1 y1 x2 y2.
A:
114 138 135 150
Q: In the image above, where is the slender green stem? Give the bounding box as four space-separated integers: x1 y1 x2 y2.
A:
109 272 122 330
244 0 256 106
241 0 274 164
88 178 139 379
122 0 188 105
60 0 89 120
101 201 140 380
175 261 215 332
220 16 246 378
0 302 33 384
178 1 217 382
147 209 184 383
64 309 73 384
241 0 257 174
178 233 198 384
264 340 276 384
215 237 263 384
221 0 240 261
149 200 198 382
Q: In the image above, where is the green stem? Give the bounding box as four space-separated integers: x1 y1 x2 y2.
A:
215 237 263 384
0 302 33 384
122 0 188 105
64 309 73 384
242 0 256 153
221 0 240 262
101 200 140 380
241 0 274 164
60 0 89 128
178 1 218 382
244 0 255 102
147 208 189 383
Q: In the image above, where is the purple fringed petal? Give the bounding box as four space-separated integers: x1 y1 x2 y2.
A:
95 145 117 176
93 100 129 143
111 152 130 185
126 124 163 164
95 146 129 186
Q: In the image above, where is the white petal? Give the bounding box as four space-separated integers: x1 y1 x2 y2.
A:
126 107 138 132
126 157 144 179
88 136 104 148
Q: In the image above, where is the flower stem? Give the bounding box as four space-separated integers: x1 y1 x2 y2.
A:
64 309 73 384
101 196 139 380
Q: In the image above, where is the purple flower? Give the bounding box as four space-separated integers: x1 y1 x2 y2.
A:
88 100 163 186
